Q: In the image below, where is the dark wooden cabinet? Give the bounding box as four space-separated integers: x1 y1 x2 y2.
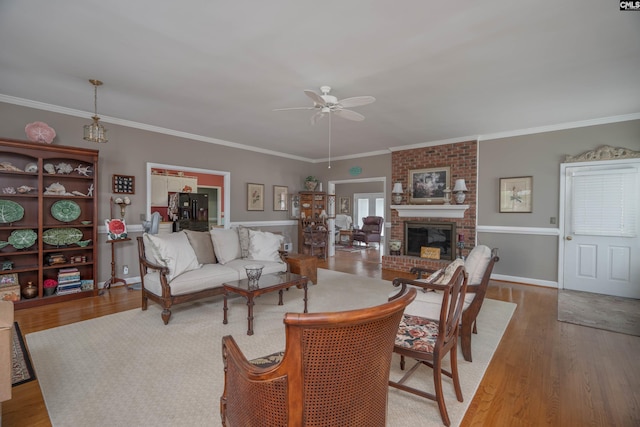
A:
296 191 335 258
0 138 99 308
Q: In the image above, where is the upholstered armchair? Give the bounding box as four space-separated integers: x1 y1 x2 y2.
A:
352 216 384 247
220 287 417 427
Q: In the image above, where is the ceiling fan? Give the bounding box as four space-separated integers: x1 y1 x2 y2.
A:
274 86 375 124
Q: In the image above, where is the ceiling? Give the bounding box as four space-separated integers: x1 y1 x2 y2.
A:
1 1 639 163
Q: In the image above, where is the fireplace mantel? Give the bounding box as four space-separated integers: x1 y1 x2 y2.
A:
391 204 469 218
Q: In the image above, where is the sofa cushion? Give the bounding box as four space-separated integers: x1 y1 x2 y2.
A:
225 259 287 278
237 225 251 259
210 228 241 264
465 245 491 285
144 264 238 296
144 232 201 281
248 229 284 262
184 230 217 264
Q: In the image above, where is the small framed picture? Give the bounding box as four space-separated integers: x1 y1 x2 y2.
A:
0 272 19 287
339 197 350 214
247 183 264 211
113 175 135 194
500 176 533 213
273 185 288 211
409 167 450 204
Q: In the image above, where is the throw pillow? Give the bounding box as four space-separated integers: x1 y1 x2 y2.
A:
184 230 217 264
237 225 251 258
248 230 284 262
144 232 201 281
434 258 465 285
210 228 241 264
464 245 491 285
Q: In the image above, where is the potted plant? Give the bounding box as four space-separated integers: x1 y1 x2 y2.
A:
304 176 319 191
43 279 58 296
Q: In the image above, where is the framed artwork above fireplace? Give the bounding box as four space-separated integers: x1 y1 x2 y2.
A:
409 166 450 204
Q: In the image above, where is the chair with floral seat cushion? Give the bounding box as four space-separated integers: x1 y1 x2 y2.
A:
220 286 417 427
351 216 384 247
389 265 468 427
394 245 499 362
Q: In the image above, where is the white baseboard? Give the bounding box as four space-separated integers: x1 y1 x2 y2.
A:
491 273 557 288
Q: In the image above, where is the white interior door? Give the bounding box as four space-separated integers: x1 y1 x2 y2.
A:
562 160 640 298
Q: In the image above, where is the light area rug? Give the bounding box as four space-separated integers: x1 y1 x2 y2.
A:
558 289 640 336
26 269 515 427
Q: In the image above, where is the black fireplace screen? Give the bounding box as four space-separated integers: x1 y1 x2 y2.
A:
404 221 456 260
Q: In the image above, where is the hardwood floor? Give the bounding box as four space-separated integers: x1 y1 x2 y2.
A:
5 247 639 426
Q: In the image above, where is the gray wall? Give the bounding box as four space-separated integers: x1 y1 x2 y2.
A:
2 100 638 287
478 119 640 284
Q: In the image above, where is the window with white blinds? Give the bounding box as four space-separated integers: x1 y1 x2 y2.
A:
571 168 638 237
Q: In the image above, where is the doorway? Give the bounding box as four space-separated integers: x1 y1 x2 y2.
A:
559 158 640 298
197 186 222 226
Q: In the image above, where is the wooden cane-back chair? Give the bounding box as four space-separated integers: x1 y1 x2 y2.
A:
220 287 417 427
389 265 468 427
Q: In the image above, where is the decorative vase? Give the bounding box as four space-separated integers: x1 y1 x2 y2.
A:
44 286 57 297
22 282 37 299
304 180 318 191
389 240 402 256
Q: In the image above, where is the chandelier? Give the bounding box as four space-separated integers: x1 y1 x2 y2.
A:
83 79 108 143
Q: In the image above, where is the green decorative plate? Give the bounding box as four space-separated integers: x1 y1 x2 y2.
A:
42 228 83 246
0 241 9 249
0 200 25 223
8 229 37 249
51 200 81 222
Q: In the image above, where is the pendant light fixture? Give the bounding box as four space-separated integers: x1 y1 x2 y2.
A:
83 79 108 143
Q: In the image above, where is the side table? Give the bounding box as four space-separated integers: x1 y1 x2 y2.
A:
284 253 318 285
103 237 131 291
338 229 353 246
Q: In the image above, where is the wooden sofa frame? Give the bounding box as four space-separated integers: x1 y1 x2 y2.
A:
136 236 226 325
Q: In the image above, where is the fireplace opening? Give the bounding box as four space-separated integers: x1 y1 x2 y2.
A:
404 221 456 260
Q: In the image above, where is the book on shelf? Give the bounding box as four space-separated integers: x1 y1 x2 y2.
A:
56 287 82 296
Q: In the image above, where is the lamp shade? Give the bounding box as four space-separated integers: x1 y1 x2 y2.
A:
453 179 468 192
392 183 404 194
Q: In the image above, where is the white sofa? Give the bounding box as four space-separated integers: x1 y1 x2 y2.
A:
137 227 287 324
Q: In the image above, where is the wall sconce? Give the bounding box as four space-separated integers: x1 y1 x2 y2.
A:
113 196 131 219
453 179 468 204
392 182 404 204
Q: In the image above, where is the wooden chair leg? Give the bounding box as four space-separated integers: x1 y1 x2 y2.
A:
432 357 451 427
450 343 463 402
460 319 473 362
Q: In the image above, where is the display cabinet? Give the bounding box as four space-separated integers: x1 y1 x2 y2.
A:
0 138 98 308
296 192 335 258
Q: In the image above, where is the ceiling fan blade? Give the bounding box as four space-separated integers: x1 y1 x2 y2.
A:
273 107 315 111
311 111 326 125
333 109 365 121
338 96 376 108
304 90 326 106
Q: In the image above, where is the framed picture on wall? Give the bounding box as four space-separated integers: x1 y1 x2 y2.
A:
273 185 288 211
339 197 350 214
247 183 264 211
499 176 533 213
409 166 450 204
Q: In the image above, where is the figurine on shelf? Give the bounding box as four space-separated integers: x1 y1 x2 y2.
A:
87 184 94 197
74 164 93 177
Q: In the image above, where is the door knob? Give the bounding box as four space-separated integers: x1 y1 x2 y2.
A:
566 236 573 240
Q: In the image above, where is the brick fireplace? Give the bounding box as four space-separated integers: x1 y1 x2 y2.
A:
382 140 477 272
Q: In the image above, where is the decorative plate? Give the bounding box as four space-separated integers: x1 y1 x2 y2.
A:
8 229 37 249
51 200 81 222
42 228 83 246
25 121 56 144
0 200 25 223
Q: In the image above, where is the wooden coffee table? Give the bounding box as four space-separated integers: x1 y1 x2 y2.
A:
223 272 308 335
